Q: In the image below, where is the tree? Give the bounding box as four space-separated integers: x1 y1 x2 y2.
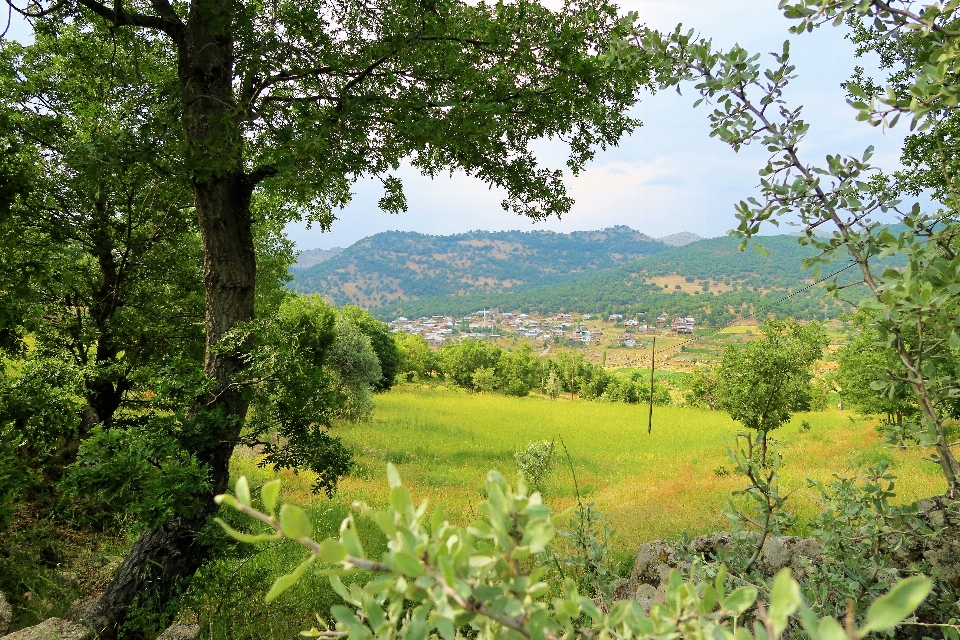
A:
716 320 827 462
836 316 918 445
623 0 960 491
339 305 401 392
496 344 539 397
6 0 655 632
395 333 439 382
685 366 720 410
439 339 501 391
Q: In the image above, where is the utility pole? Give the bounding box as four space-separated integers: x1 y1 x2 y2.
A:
647 335 656 434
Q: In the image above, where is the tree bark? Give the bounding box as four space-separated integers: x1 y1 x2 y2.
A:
83 4 259 637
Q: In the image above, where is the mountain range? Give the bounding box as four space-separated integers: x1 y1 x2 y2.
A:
288 228 866 323
289 226 673 307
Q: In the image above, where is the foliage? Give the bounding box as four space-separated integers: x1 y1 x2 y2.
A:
514 440 556 492
617 0 960 490
716 320 827 460
802 461 932 622
835 315 919 443
339 306 401 392
438 340 502 391
394 333 440 383
236 295 369 495
497 344 540 397
722 435 795 575
685 366 721 410
215 467 933 640
471 367 498 394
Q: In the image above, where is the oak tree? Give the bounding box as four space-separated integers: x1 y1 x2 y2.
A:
5 0 655 634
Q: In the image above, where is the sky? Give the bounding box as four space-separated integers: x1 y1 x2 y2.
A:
3 2 911 250
288 0 911 250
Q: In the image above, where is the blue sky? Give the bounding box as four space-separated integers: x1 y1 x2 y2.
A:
290 0 912 250
4 2 912 250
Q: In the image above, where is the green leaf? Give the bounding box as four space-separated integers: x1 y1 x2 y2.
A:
235 476 251 507
752 241 770 257
279 504 313 539
390 485 414 520
817 617 848 640
340 520 365 558
261 479 281 515
862 576 932 633
949 331 960 350
393 550 425 577
265 555 315 602
387 462 402 488
724 585 758 614
768 569 801 636
318 538 347 563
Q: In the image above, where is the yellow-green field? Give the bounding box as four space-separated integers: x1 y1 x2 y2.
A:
232 384 945 554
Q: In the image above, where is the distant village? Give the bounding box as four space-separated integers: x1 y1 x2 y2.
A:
388 311 697 347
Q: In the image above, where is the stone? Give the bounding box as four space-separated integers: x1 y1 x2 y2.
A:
156 624 200 640
632 584 665 613
0 591 12 636
64 597 100 625
2 618 93 640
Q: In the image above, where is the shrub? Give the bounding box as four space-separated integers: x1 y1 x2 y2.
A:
514 440 555 492
216 468 933 640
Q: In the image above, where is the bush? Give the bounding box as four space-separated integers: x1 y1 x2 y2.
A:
216 468 934 640
514 440 555 491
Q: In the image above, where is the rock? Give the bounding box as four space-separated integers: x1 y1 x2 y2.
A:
0 591 12 635
64 597 100 625
1 618 93 640
623 533 822 608
156 624 200 640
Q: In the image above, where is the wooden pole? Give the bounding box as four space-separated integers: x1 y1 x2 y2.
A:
647 334 656 434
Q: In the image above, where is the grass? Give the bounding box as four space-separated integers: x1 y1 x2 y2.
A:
232 385 946 552
185 384 945 638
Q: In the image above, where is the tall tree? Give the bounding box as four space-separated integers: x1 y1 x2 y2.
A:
4 1 654 635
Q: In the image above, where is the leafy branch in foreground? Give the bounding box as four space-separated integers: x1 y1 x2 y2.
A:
215 465 931 639
610 3 960 492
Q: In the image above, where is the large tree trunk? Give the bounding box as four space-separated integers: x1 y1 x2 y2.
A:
82 5 257 638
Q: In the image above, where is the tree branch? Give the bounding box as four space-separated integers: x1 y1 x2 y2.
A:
74 0 184 41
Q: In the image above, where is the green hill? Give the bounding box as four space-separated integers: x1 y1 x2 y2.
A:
373 235 867 323
288 226 668 307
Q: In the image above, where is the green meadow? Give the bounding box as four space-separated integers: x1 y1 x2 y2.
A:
197 385 945 638
232 384 944 552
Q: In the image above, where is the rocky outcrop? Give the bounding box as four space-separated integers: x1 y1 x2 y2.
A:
156 624 200 640
615 533 822 610
0 591 12 636
1 618 92 640
617 495 960 620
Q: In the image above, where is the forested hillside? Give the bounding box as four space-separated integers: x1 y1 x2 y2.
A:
288 226 668 306
371 235 867 323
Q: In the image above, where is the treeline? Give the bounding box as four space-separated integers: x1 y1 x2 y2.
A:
394 335 672 405
377 283 853 324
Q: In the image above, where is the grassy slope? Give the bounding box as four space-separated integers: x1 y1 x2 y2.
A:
204 386 944 638
233 385 945 553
